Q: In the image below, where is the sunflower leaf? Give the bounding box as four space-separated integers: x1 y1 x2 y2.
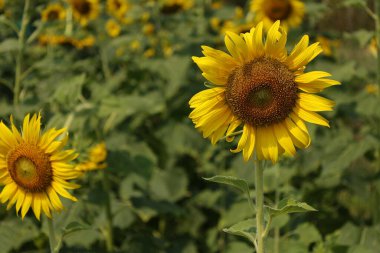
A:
203 175 254 211
265 198 317 218
223 219 256 246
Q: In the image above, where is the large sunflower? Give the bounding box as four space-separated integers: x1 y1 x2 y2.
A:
68 0 99 26
189 21 339 163
250 0 304 31
107 0 130 21
0 114 80 220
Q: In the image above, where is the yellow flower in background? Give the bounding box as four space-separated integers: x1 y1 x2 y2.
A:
130 40 141 51
221 21 256 35
250 0 304 31
0 114 79 220
161 0 193 15
0 0 4 10
144 48 155 58
316 36 340 57
75 142 107 173
189 21 340 163
107 0 131 21
106 19 121 37
68 0 99 26
211 0 222 10
365 84 379 95
72 36 96 49
368 38 377 57
143 23 155 36
41 3 66 22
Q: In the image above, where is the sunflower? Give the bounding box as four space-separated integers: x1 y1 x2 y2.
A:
41 3 66 22
0 0 4 10
160 0 193 15
250 0 304 31
0 114 80 220
68 0 99 26
189 21 340 163
75 142 107 173
106 19 121 37
107 0 130 21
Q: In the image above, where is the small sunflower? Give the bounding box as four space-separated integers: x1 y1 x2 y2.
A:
41 3 66 22
250 0 304 31
107 0 130 21
75 142 107 172
0 0 5 10
68 0 99 26
0 114 80 220
160 0 193 15
106 19 121 37
189 21 340 163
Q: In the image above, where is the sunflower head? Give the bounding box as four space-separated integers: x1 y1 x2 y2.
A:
106 19 121 37
68 0 99 26
41 3 66 22
0 114 80 220
107 0 131 21
189 21 340 163
75 142 107 173
250 0 304 31
160 0 193 15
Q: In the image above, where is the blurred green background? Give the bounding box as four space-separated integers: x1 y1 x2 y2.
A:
0 0 379 252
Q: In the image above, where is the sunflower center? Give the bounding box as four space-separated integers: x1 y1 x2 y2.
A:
47 10 59 20
7 142 53 192
225 57 298 127
73 0 91 15
264 0 292 21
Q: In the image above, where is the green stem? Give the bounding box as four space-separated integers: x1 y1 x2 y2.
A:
103 172 114 252
47 218 58 253
13 0 30 106
255 159 265 253
376 1 380 88
65 5 73 36
274 166 281 253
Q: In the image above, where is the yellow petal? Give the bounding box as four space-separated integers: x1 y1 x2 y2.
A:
32 194 42 221
231 124 250 153
294 106 330 127
285 117 310 148
295 71 332 84
242 125 255 161
21 193 32 219
297 93 335 112
273 123 296 156
0 182 18 203
225 31 248 62
259 127 278 163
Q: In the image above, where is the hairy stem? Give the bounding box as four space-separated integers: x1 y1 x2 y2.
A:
255 159 265 253
47 218 58 253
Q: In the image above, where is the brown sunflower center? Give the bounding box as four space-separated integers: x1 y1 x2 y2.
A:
73 0 91 15
161 4 183 14
264 0 292 21
225 57 298 127
47 10 59 20
7 142 52 192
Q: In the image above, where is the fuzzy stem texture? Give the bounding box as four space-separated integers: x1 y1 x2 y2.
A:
255 159 265 253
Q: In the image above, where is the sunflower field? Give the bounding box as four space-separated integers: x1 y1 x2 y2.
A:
0 0 379 252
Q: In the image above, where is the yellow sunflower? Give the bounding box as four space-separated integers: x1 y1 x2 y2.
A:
161 0 193 15
106 19 121 37
250 0 304 31
189 21 340 163
0 0 5 10
75 142 107 172
68 0 99 26
107 0 130 21
41 3 66 22
0 114 80 220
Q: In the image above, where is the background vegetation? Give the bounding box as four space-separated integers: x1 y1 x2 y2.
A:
0 0 379 252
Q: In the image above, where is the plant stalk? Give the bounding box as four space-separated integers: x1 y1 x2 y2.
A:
103 172 114 252
47 218 58 253
376 0 380 89
255 159 265 253
13 0 30 105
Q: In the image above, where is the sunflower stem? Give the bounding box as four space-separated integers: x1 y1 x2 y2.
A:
103 172 114 252
255 158 265 253
274 165 281 253
376 0 380 173
47 218 59 253
65 5 73 36
13 0 30 106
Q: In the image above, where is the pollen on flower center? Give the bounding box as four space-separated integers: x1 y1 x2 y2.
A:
264 0 292 21
225 57 298 127
7 143 53 192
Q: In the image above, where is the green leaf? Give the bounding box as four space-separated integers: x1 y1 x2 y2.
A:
266 199 317 218
222 219 256 246
62 221 91 238
203 175 254 211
